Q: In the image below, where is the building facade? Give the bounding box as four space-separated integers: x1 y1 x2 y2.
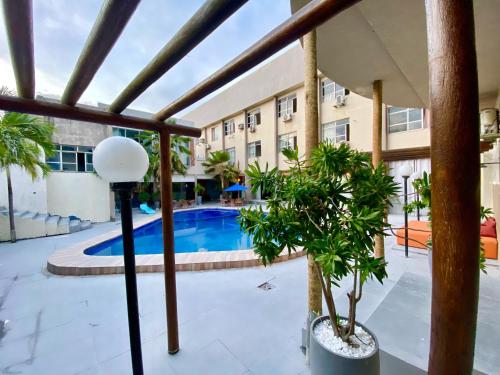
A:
182 46 435 212
0 100 195 223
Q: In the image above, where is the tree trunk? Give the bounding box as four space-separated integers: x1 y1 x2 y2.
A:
372 80 385 258
303 30 323 338
6 166 16 243
304 30 323 316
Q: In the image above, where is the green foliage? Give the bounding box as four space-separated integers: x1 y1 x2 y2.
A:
194 183 205 194
139 131 191 182
152 191 161 202
0 91 56 242
245 161 280 196
404 171 431 218
202 150 240 192
239 142 399 341
0 111 55 179
138 191 151 203
404 172 489 273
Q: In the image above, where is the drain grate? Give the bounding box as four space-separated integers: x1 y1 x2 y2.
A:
257 281 275 291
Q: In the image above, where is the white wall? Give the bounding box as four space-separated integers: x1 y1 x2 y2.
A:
0 166 48 213
47 173 110 222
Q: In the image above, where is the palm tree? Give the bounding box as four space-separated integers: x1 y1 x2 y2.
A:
202 150 239 195
0 91 55 242
139 130 191 196
303 30 323 344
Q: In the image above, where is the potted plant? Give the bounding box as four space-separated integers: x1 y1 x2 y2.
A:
194 183 205 205
239 143 398 375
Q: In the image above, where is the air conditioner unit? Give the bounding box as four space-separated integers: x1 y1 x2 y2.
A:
238 123 245 130
283 113 293 122
249 124 256 133
205 144 211 150
334 95 346 107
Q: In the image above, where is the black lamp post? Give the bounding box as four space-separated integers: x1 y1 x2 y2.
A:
399 163 413 258
94 137 149 375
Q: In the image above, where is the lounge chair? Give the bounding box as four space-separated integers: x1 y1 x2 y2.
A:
139 203 155 215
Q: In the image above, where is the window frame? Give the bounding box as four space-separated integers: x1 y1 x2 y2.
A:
247 140 262 158
387 107 424 134
278 132 298 151
321 79 348 102
226 147 236 164
223 119 235 136
247 109 261 128
211 126 220 141
321 118 350 144
277 94 297 117
46 144 94 172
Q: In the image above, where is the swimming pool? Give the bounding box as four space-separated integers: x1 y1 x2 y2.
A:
85 209 253 256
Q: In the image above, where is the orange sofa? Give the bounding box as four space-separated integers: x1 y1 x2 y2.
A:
396 220 498 259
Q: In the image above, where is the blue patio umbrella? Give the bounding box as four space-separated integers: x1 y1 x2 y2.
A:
224 183 248 198
224 183 248 192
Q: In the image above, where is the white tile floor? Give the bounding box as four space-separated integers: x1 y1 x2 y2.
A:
0 215 498 374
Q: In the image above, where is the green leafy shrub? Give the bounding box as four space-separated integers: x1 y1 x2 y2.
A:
239 143 398 343
138 191 151 204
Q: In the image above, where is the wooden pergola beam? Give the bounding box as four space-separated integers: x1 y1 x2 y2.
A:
0 95 201 137
154 0 361 121
61 0 140 106
2 0 35 99
109 0 248 114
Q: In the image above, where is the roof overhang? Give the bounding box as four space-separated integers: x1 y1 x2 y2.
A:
291 0 500 108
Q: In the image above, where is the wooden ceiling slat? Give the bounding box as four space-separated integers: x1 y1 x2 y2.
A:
109 0 248 114
61 0 140 106
2 0 35 99
0 95 201 137
154 0 361 121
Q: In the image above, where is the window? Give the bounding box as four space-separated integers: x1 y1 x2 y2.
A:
211 126 220 141
322 118 350 144
226 147 236 164
388 107 423 133
224 119 235 136
279 132 297 151
248 141 262 158
46 145 94 172
321 79 348 102
278 94 297 117
247 109 261 127
112 127 143 142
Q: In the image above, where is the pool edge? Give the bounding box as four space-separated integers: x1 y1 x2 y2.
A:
47 207 305 276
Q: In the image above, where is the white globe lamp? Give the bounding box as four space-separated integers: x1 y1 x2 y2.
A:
399 163 413 178
93 136 148 374
93 136 149 183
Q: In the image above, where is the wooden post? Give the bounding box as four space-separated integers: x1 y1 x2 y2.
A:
304 30 322 319
425 0 480 373
159 130 180 354
372 80 384 258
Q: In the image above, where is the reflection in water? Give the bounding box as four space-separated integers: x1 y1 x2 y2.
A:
85 209 253 256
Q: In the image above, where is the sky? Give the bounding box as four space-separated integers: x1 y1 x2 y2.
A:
0 0 295 116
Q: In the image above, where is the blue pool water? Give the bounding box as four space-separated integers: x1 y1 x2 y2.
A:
84 209 253 256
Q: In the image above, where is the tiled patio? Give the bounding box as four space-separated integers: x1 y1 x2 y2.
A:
0 215 499 374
